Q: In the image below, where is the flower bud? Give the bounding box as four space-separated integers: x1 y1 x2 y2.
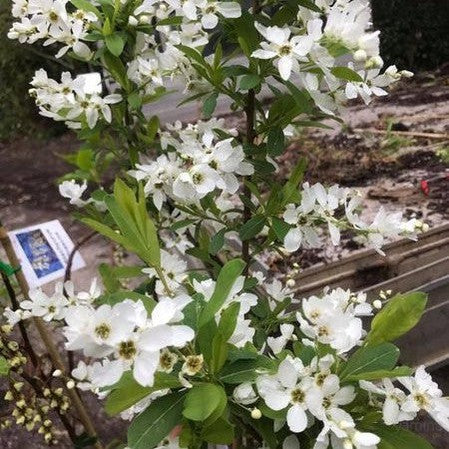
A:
128 16 138 26
66 380 75 390
400 70 414 78
251 408 262 419
139 14 150 24
354 49 367 62
373 299 382 310
52 369 62 377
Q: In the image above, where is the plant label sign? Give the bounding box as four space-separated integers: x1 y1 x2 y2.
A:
8 220 85 288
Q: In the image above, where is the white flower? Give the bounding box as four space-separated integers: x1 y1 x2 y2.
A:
360 379 414 425
59 180 88 207
297 289 364 354
133 298 195 386
120 389 170 420
228 316 255 348
165 0 203 20
267 324 296 354
233 383 258 405
199 1 241 29
252 23 313 80
257 356 315 433
400 366 449 432
314 408 380 449
3 307 26 326
21 287 68 321
142 250 188 295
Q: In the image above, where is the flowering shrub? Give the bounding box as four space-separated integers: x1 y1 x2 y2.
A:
2 1 447 449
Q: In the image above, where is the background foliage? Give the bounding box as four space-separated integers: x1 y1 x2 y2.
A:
371 0 449 71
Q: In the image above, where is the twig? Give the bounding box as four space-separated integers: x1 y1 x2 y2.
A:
1 272 39 368
64 231 97 283
0 222 104 449
353 128 449 140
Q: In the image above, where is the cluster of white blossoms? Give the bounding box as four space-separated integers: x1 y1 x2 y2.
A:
244 356 449 448
130 0 241 31
5 268 449 445
129 118 254 209
252 0 413 109
8 0 96 59
29 69 122 129
6 278 194 388
297 287 372 354
228 287 449 446
362 367 449 430
282 182 424 254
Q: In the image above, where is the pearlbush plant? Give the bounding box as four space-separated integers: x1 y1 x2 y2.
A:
2 1 448 449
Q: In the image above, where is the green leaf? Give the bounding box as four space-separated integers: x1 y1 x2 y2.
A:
210 332 228 374
231 404 278 449
239 74 261 91
217 302 240 342
267 126 285 156
232 12 259 57
344 366 413 382
94 180 160 269
199 259 245 327
209 228 227 255
99 263 122 293
105 33 125 56
293 342 316 365
239 215 266 241
76 148 94 171
219 359 259 384
362 424 434 449
0 356 10 376
105 372 181 416
128 391 186 449
128 92 142 110
200 417 235 444
331 66 364 83
203 93 218 118
103 51 129 89
282 157 307 205
340 343 400 382
70 0 102 17
366 292 428 345
183 383 226 423
271 217 290 241
146 115 159 142
296 0 323 13
81 217 128 247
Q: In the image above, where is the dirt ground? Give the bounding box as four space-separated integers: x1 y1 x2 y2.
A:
0 68 448 448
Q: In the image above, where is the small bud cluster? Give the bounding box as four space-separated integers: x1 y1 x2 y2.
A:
4 382 57 444
0 325 27 373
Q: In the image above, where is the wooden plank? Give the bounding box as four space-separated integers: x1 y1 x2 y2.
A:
290 224 449 368
292 224 449 297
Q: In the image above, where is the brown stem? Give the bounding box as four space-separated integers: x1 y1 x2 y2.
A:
1 272 39 368
0 223 104 449
19 370 78 443
64 231 97 283
242 88 256 273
